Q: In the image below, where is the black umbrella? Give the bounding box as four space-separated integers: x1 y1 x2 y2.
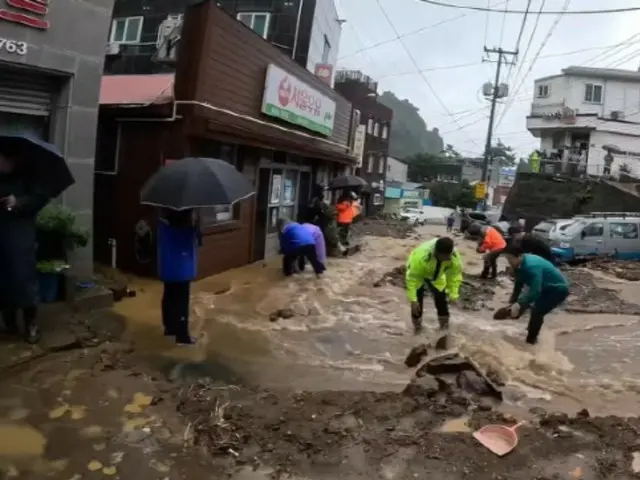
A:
0 133 74 198
328 175 368 190
140 157 255 210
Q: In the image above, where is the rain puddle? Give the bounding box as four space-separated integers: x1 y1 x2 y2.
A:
119 228 640 416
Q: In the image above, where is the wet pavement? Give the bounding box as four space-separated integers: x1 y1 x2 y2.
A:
1 223 640 477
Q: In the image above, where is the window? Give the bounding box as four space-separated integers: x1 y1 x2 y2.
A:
373 193 383 205
584 83 603 103
377 156 385 174
382 124 389 139
366 118 374 135
582 222 604 237
610 222 639 239
536 84 549 98
237 12 270 38
109 16 143 44
367 154 374 173
373 122 380 137
321 35 331 64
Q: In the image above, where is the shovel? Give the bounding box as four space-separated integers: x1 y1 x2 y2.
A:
473 420 526 456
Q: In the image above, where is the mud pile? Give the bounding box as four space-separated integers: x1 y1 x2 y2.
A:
373 265 496 311
586 258 640 281
177 379 640 479
562 268 640 315
352 216 415 239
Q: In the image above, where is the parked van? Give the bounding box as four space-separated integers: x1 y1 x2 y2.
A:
549 213 640 262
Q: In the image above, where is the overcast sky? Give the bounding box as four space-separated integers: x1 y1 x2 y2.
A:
334 0 640 158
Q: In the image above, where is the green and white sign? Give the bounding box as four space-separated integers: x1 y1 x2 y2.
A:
261 64 336 136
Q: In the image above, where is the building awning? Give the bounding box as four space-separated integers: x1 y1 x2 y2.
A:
99 74 174 106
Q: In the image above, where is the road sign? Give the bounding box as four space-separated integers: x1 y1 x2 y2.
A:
475 182 487 200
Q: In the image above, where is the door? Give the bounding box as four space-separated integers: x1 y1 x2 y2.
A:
608 221 640 259
573 221 605 257
297 171 310 222
252 168 271 262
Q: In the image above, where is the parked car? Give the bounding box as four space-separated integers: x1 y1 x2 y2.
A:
531 218 577 243
549 213 640 262
400 208 427 225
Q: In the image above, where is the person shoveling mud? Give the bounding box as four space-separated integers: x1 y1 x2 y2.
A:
496 246 570 345
405 237 463 337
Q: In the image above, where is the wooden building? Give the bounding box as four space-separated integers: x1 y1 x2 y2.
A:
94 0 357 279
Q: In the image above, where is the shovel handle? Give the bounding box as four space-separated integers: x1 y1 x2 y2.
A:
509 421 527 432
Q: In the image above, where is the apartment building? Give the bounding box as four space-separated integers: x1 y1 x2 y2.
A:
527 66 640 178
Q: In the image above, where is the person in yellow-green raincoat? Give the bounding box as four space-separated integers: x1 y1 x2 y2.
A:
405 237 463 333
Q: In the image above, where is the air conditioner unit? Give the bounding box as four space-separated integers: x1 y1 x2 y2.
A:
611 110 624 120
106 43 120 55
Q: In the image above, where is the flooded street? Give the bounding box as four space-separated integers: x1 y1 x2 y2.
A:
119 225 640 417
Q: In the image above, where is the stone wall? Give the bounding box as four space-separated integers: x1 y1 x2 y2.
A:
503 173 640 227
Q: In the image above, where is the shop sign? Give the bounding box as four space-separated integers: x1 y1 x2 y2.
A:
0 37 27 54
474 182 487 200
0 0 50 30
314 63 333 86
352 124 365 167
262 64 336 136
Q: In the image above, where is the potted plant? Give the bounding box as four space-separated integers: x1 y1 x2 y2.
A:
35 204 90 303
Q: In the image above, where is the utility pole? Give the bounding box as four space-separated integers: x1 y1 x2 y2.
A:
480 47 517 210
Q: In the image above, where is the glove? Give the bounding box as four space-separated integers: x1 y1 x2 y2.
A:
508 303 521 318
410 302 422 318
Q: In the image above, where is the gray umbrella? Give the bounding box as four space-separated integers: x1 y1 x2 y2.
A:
140 157 255 210
328 174 368 190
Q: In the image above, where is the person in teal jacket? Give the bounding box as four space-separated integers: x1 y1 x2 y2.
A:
405 237 463 333
503 245 570 345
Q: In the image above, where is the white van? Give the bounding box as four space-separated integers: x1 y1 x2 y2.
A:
549 213 640 261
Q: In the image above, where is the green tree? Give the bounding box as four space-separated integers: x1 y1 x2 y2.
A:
430 180 476 209
406 153 439 182
488 140 517 167
442 144 462 160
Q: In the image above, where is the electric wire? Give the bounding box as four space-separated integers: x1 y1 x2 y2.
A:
498 0 509 47
374 0 482 149
418 1 640 15
495 0 571 129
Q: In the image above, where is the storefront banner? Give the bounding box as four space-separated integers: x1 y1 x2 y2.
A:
352 125 365 167
262 64 336 137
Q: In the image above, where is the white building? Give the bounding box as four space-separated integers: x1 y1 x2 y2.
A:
527 66 640 178
385 156 408 183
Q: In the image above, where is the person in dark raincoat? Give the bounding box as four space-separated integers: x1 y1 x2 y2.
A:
0 151 49 343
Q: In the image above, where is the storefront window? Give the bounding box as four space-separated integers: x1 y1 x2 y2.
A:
200 204 240 228
283 170 297 206
269 169 283 206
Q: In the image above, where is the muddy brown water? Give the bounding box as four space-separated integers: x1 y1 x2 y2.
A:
115 225 640 418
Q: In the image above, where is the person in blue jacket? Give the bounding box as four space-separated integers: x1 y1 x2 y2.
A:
502 245 570 345
277 218 324 277
158 208 202 344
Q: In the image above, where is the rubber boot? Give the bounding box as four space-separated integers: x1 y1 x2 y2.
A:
438 316 450 330
23 317 41 345
411 315 423 334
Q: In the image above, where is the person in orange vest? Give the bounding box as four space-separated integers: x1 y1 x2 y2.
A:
335 192 355 247
476 224 507 279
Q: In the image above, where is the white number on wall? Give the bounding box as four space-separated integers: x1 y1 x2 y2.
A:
0 38 28 55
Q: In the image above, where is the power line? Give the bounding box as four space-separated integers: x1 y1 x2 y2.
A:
513 0 532 53
500 0 533 114
338 0 509 61
494 0 545 130
498 0 509 47
495 0 571 129
418 0 640 15
374 0 482 149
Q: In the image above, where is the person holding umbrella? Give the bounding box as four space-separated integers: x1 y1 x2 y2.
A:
0 134 74 343
157 208 202 344
140 157 255 341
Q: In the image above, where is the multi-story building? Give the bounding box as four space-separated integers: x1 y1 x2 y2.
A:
527 66 640 178
385 156 408 183
104 0 342 86
334 70 393 213
0 0 113 274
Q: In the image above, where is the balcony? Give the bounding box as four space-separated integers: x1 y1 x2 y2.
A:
335 70 378 94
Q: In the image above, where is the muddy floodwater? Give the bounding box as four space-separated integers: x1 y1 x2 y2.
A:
116 225 640 417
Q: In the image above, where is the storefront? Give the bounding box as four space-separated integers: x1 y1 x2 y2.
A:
96 1 356 278
0 0 114 273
